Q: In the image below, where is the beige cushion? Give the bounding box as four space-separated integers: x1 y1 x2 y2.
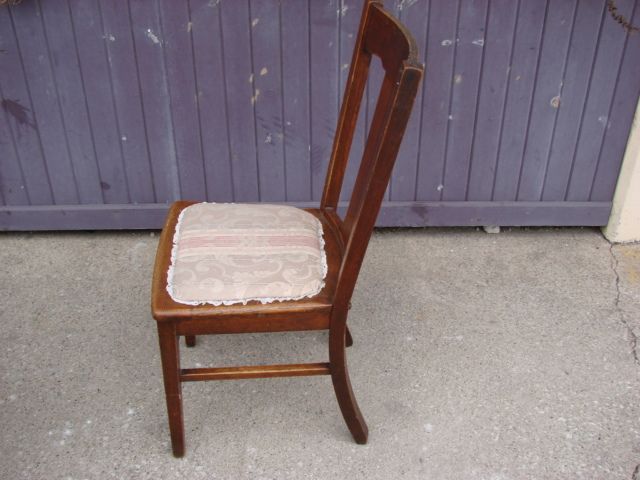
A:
167 203 327 306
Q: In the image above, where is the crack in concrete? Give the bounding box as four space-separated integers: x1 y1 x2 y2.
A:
632 463 639 480
609 244 639 366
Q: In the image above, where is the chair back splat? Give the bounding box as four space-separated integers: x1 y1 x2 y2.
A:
321 0 423 311
150 0 423 457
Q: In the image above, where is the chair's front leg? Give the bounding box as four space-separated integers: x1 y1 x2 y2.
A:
157 322 185 457
329 312 368 444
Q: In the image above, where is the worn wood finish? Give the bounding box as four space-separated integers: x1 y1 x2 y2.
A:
150 0 422 457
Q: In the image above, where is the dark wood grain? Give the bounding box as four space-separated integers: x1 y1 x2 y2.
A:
151 0 423 457
156 321 184 458
180 363 331 382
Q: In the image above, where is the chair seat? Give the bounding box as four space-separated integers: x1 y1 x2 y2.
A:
167 203 327 306
151 202 342 324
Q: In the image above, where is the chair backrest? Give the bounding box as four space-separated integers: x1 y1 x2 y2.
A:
320 0 423 311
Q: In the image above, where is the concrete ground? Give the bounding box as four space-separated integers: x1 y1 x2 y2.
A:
1 227 639 480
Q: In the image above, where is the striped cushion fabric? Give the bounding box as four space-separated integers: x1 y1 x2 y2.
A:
167 203 327 306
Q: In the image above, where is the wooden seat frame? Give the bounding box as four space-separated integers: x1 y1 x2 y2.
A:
151 0 423 457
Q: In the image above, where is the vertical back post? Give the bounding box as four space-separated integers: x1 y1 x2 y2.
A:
320 3 424 310
320 0 377 210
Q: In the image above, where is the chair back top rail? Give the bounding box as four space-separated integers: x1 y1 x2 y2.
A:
320 0 424 310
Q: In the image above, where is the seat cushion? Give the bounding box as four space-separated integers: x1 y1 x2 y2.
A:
167 203 327 306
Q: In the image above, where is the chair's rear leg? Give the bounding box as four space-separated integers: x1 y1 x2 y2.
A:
329 321 368 444
345 327 353 347
345 302 353 347
185 335 196 347
157 322 186 457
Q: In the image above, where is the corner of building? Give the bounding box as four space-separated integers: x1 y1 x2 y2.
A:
603 99 640 244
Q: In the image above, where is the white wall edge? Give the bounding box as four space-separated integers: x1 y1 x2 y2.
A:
603 98 640 244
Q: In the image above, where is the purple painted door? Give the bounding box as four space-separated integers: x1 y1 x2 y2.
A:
1 0 639 230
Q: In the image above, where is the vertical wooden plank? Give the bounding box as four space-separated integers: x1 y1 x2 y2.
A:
158 0 206 201
68 0 129 203
0 8 32 206
541 0 604 201
391 0 428 202
10 2 80 205
415 0 459 201
1 0 637 229
219 0 259 202
441 0 488 201
565 0 635 201
250 0 285 201
0 98 29 205
590 6 640 201
516 0 577 201
339 0 366 202
38 0 103 205
99 0 156 204
129 0 179 203
0 74 49 209
466 0 519 201
281 0 311 202
492 0 548 201
189 0 233 202
310 0 339 200
1 11 53 207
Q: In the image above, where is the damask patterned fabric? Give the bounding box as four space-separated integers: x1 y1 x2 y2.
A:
167 203 327 306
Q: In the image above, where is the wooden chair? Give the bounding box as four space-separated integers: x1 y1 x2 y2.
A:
151 0 423 457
